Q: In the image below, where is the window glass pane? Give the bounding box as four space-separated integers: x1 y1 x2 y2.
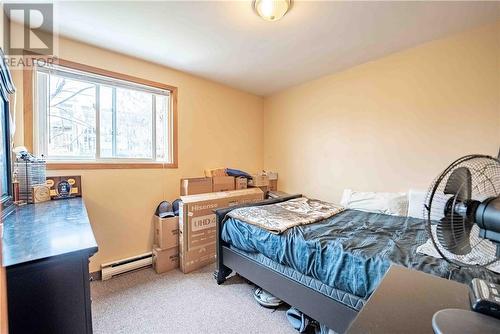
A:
36 65 172 163
99 86 113 158
115 88 153 159
48 75 96 158
155 95 169 162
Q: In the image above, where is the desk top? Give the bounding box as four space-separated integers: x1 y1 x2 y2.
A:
347 265 470 334
2 198 98 267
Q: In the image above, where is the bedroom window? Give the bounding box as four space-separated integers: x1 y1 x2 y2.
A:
32 61 177 169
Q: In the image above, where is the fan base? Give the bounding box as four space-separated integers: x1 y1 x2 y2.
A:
432 308 500 334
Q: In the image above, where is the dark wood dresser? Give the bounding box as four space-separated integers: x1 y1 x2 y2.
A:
2 198 98 334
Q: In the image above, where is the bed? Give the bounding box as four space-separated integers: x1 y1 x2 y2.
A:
214 195 500 333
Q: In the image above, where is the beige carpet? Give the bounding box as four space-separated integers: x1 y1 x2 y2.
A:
91 264 296 334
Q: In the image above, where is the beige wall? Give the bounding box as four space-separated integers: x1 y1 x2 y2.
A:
12 38 264 272
264 22 500 203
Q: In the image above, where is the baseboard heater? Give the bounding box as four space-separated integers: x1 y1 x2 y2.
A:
101 252 152 280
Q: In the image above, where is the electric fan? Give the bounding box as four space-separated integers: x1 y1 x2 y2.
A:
424 154 500 334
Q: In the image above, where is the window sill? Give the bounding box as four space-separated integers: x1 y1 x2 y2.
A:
46 162 177 170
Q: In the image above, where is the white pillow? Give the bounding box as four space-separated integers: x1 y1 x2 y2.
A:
408 189 451 221
407 189 427 219
340 189 408 216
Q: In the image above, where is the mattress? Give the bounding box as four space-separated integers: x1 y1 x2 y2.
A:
221 209 500 299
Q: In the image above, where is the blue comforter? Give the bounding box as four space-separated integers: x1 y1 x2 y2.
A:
221 209 500 299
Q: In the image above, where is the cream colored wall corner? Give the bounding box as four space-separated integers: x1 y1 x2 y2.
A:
11 37 264 272
263 21 500 204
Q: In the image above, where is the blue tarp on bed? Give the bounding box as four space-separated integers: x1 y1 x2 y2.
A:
221 209 500 299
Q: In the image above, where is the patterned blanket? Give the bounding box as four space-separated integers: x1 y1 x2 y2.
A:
227 197 345 234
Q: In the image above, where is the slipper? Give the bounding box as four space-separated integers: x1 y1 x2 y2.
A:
253 288 283 308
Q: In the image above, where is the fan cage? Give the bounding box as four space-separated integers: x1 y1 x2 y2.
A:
424 154 500 269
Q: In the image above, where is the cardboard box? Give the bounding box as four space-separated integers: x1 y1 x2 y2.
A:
180 177 213 196
257 186 268 197
212 176 235 192
264 171 278 190
248 174 269 187
235 177 248 190
154 216 179 249
269 179 278 192
153 245 179 274
204 168 227 177
264 171 278 180
179 188 264 273
179 243 216 274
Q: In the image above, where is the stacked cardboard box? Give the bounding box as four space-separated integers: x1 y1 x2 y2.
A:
181 168 275 196
266 171 278 191
181 176 242 195
179 188 264 273
212 176 235 192
248 174 269 187
153 215 180 274
204 168 227 177
248 171 279 194
248 173 270 195
180 177 213 196
235 177 247 190
154 169 276 274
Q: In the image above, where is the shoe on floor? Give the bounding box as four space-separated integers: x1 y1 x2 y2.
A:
253 287 283 308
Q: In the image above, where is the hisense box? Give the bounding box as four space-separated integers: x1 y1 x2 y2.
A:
180 177 212 196
154 216 179 249
179 188 264 273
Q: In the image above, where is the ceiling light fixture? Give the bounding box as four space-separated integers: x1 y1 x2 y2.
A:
253 0 291 22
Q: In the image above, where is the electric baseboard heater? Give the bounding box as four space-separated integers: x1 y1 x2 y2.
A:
101 252 152 280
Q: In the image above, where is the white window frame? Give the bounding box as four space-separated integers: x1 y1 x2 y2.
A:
33 63 175 165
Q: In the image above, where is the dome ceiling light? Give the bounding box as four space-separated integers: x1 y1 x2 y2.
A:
253 0 292 22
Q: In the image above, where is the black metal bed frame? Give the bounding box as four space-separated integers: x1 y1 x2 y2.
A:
214 195 359 334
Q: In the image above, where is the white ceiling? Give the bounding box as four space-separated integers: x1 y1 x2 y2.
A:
51 1 500 96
